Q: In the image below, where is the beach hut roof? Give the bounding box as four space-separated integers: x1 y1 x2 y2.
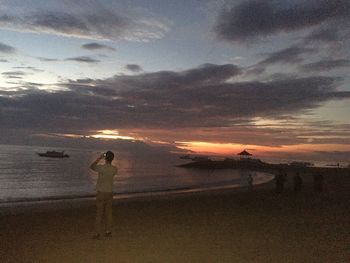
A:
237 150 252 156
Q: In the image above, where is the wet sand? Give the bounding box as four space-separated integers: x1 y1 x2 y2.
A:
1 169 349 263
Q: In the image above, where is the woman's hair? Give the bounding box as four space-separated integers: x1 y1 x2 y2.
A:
105 151 114 163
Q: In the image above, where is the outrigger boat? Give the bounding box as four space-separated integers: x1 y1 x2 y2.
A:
37 151 69 158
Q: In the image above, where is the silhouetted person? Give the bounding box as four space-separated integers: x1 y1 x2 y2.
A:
293 172 302 193
275 170 286 193
90 151 118 239
247 173 253 191
313 173 323 192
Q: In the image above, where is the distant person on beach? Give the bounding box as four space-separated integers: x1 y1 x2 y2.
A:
90 151 118 239
275 170 286 193
313 173 323 192
247 173 254 191
293 172 302 193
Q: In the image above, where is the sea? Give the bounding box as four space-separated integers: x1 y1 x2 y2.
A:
0 144 275 206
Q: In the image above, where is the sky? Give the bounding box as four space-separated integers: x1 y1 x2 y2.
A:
0 0 350 162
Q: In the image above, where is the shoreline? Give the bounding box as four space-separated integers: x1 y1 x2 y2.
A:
1 166 347 214
0 174 275 215
0 168 275 212
3 165 346 207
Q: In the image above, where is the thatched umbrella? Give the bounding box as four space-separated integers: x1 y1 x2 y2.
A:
237 150 252 159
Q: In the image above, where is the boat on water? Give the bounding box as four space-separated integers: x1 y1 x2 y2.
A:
192 156 210 162
179 155 191 160
37 151 69 158
179 155 209 161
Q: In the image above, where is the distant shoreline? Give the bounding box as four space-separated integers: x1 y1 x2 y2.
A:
178 158 350 174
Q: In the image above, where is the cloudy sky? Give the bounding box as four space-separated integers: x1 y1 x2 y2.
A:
0 0 349 161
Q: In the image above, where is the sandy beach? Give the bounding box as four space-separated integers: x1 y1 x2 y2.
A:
1 169 349 263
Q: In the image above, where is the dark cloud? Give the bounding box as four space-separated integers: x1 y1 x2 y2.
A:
258 46 317 66
37 57 60 62
215 0 350 42
0 42 16 53
65 56 100 63
82 42 116 51
299 59 350 72
0 59 9 62
305 26 342 43
125 64 143 72
242 65 266 77
21 82 44 88
3 76 23 79
1 64 349 135
13 66 44 72
64 79 119 97
32 11 88 33
2 71 26 76
0 8 169 41
2 71 27 78
243 45 317 76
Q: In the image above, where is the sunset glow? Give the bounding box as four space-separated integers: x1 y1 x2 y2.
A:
90 130 137 141
176 141 272 156
176 140 350 159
